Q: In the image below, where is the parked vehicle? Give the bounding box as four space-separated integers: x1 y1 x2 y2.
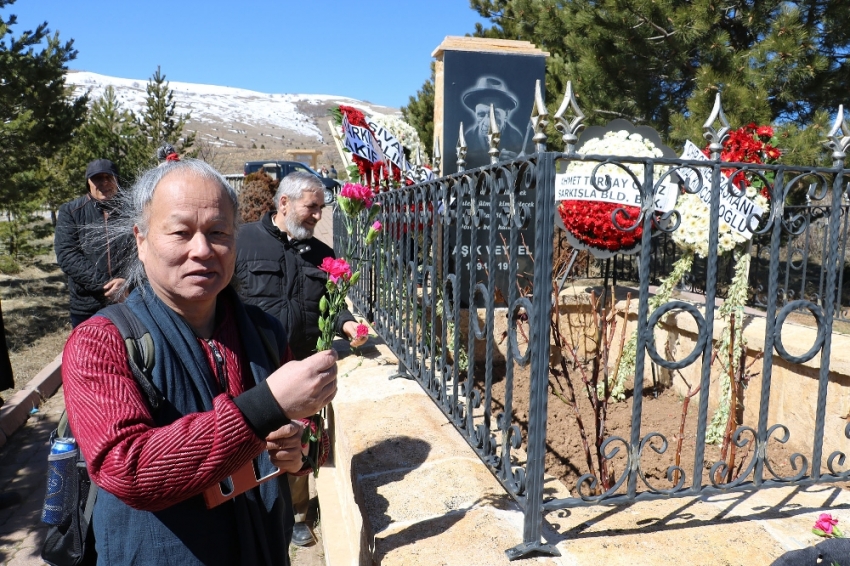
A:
243 160 339 204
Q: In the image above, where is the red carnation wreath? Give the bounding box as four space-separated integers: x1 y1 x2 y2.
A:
559 200 642 253
338 105 404 192
556 120 677 259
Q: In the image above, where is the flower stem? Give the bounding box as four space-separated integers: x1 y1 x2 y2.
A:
606 250 694 401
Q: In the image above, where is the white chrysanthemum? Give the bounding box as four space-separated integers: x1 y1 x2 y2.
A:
681 212 699 231
567 129 669 183
672 192 767 257
369 114 425 159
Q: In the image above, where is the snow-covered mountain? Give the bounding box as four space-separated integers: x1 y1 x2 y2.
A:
65 71 399 169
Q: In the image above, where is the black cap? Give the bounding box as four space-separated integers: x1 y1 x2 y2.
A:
85 159 119 181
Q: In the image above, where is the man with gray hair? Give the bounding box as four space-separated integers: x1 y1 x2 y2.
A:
61 159 338 564
235 170 362 546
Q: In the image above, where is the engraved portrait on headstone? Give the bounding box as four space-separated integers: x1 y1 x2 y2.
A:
461 76 529 164
432 40 547 306
442 50 544 171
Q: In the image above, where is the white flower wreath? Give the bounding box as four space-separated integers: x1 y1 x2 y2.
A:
368 114 425 159
671 186 770 258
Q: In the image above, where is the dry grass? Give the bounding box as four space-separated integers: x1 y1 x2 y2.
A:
1 252 71 403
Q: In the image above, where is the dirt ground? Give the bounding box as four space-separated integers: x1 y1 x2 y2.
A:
484 359 800 497
1 252 71 404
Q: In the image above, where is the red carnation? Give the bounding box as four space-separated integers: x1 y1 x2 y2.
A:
339 105 368 127
558 201 643 253
756 125 773 139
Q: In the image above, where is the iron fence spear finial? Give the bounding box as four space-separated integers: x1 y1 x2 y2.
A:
415 146 425 180
825 104 850 166
488 103 502 164
531 79 549 152
703 93 731 159
553 80 585 153
457 123 467 172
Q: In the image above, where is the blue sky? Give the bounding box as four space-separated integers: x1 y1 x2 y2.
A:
9 0 487 108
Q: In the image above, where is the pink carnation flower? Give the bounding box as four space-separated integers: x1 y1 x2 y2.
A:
339 182 374 209
364 219 383 245
815 513 839 535
355 323 369 339
319 257 352 284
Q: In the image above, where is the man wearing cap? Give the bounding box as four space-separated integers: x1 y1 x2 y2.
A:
55 159 131 327
462 75 531 166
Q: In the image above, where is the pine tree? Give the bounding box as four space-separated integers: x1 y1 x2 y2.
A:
0 1 87 179
0 1 87 260
401 63 435 159
0 3 87 174
405 0 849 165
137 66 196 159
46 86 152 213
79 86 140 164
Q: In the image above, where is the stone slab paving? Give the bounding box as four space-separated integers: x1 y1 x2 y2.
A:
323 343 563 566
545 484 850 565
322 335 850 566
313 210 334 249
0 385 64 565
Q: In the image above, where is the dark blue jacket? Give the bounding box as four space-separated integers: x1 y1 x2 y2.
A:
92 287 293 566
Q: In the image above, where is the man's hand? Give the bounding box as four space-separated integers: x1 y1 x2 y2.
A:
266 349 338 420
265 422 305 474
343 320 367 348
103 278 127 300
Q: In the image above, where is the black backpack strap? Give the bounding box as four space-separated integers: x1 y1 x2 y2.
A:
80 458 98 528
99 303 163 413
43 304 162 564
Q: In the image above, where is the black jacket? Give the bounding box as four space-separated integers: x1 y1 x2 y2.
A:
54 193 132 317
0 299 12 391
234 212 355 360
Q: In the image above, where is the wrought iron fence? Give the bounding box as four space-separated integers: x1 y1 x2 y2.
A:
335 88 850 559
563 200 850 322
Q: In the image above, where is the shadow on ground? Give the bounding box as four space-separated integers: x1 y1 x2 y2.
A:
542 483 850 546
352 436 431 560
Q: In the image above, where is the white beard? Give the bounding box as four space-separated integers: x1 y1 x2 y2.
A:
285 214 313 240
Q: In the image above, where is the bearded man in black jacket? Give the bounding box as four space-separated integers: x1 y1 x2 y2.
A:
235 170 364 546
54 159 132 327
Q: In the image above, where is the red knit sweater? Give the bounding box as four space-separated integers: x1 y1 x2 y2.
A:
62 308 287 512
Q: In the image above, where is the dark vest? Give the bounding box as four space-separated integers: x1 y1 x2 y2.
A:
92 286 292 566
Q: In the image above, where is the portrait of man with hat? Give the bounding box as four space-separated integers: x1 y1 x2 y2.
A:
54 158 133 326
462 75 531 166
